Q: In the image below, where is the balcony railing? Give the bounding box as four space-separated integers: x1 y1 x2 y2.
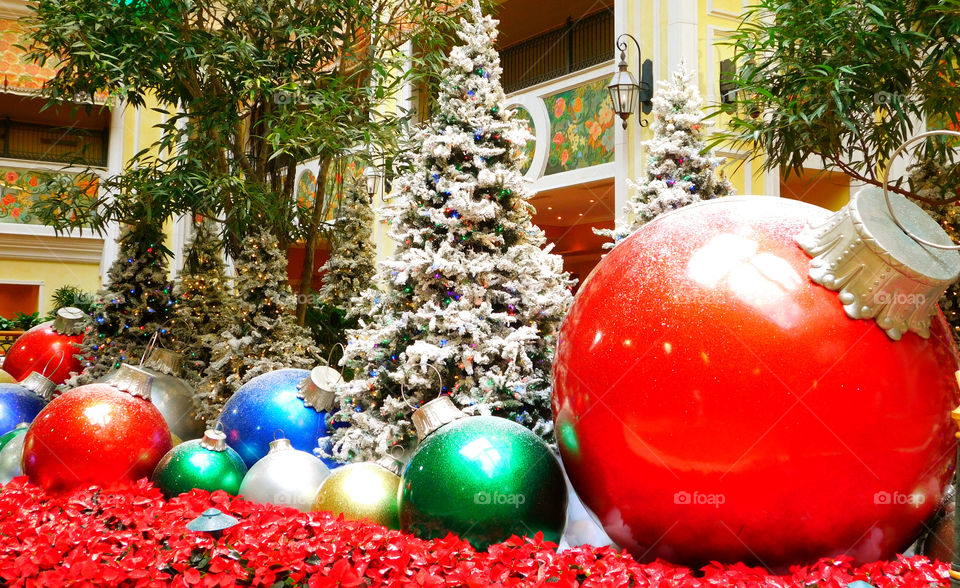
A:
0 119 109 167
500 8 614 95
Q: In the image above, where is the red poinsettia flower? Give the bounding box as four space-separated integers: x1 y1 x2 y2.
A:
0 478 950 586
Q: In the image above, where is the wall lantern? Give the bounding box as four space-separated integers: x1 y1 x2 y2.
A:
607 33 654 129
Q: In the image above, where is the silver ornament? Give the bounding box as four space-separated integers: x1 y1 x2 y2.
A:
101 357 204 441
239 438 330 512
143 369 205 440
0 432 25 484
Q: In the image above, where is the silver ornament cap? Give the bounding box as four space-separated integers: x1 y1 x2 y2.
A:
297 366 341 412
796 186 960 340
374 455 404 476
104 364 155 401
268 437 294 453
21 372 55 402
412 396 465 441
199 429 228 452
143 348 184 377
52 307 87 335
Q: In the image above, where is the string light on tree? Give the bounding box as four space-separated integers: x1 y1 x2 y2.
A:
199 229 320 418
318 175 376 310
329 1 574 462
66 226 174 389
167 221 234 385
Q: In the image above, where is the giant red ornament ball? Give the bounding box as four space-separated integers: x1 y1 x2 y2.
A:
23 377 172 493
552 196 960 569
3 321 84 385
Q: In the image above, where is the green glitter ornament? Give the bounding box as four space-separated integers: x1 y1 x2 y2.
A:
399 397 567 550
152 430 247 498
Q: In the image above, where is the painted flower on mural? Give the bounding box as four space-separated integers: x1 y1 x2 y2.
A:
598 102 614 127
546 79 615 175
0 168 96 225
294 159 361 220
553 97 565 118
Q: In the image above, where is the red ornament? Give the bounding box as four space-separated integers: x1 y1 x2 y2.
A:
3 313 84 385
23 369 172 493
553 196 960 569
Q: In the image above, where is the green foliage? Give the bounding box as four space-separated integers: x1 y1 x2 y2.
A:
715 0 960 201
0 312 42 331
20 0 467 255
45 285 95 321
304 302 356 380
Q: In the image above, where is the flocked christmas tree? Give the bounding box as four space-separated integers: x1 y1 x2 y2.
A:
909 158 960 345
597 61 734 246
67 225 174 386
329 3 574 462
167 222 235 381
318 176 376 310
198 228 321 421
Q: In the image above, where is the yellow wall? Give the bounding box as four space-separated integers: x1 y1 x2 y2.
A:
0 95 174 319
0 259 102 315
781 169 851 212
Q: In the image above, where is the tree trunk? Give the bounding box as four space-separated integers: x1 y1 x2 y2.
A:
296 155 333 324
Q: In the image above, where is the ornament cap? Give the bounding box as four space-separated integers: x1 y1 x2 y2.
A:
21 372 55 402
267 437 293 453
52 307 87 335
412 396 466 441
374 455 404 476
143 348 184 377
104 364 155 401
297 366 341 412
12 422 28 431
796 187 960 340
199 429 228 452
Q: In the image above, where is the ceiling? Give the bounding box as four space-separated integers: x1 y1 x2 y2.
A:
0 93 110 129
530 178 616 226
492 0 615 48
531 178 614 261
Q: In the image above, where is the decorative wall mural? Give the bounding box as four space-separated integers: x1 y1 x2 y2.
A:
545 78 615 175
295 158 364 220
296 170 318 213
511 106 536 175
0 168 97 225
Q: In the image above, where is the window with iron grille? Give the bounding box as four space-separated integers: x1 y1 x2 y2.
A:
499 8 614 95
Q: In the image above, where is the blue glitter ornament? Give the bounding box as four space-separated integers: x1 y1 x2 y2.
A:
217 369 330 468
0 383 45 435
